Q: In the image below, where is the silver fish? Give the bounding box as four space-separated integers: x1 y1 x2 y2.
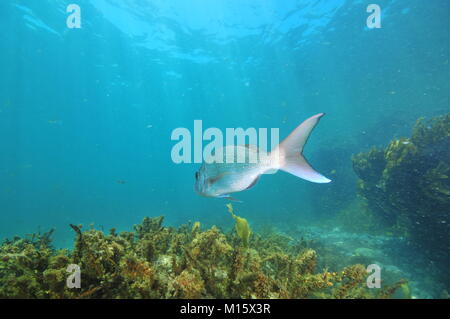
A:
194 113 331 199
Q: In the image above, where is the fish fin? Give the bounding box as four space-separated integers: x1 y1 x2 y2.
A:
244 144 259 151
220 195 243 203
245 175 260 190
206 172 230 186
274 113 331 183
228 196 243 203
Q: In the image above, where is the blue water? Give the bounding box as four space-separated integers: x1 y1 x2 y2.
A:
0 0 449 297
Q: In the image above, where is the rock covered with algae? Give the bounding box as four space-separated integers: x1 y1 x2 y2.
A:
352 114 449 285
0 216 406 299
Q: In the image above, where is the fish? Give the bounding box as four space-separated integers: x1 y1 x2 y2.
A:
47 119 63 125
194 113 331 199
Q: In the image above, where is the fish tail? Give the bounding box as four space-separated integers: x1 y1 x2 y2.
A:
271 113 331 183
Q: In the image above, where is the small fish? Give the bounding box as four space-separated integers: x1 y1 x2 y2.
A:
116 180 126 184
195 113 331 200
48 120 62 125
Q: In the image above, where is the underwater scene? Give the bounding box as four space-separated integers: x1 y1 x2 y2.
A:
0 0 449 299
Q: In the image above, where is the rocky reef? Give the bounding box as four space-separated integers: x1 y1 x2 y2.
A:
352 114 449 285
0 216 405 299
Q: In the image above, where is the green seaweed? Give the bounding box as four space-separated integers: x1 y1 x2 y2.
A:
352 114 450 285
0 216 405 299
227 203 252 247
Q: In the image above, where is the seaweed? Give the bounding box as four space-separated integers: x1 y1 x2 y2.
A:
0 216 405 299
227 203 252 247
352 114 450 286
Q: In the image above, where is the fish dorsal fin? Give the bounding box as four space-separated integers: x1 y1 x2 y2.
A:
244 144 259 151
243 144 261 161
245 175 260 190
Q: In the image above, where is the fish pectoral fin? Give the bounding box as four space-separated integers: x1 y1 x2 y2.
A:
245 175 260 190
206 172 230 186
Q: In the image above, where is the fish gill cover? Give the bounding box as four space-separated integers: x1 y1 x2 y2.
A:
0 0 449 299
